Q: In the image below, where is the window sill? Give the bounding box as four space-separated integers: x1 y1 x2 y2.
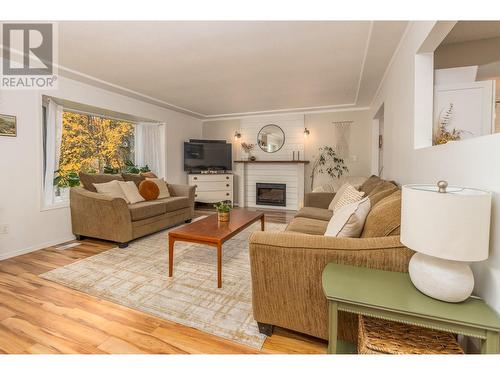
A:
40 199 69 212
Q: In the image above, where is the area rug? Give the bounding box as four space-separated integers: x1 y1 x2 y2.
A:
41 219 286 349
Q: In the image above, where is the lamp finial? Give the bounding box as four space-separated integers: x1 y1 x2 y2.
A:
437 180 448 193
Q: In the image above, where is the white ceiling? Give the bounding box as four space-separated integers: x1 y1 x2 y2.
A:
442 21 500 45
58 21 408 119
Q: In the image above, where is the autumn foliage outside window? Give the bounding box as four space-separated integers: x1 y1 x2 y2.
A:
59 111 135 176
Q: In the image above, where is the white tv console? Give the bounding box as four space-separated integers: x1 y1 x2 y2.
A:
188 173 233 205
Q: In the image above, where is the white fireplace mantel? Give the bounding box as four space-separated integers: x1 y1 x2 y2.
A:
235 160 308 210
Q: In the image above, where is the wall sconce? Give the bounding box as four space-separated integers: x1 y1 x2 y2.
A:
303 128 310 137
234 130 241 141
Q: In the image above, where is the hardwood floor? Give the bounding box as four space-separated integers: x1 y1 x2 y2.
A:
0 209 327 354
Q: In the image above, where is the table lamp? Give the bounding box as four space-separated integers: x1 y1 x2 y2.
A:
401 181 491 303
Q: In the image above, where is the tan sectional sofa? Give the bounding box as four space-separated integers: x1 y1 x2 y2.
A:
249 176 414 342
70 173 195 247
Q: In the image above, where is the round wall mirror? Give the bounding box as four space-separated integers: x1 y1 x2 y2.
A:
257 124 285 153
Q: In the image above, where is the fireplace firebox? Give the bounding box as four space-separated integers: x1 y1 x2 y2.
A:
256 183 286 207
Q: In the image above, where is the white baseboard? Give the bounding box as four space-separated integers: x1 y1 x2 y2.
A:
0 236 76 261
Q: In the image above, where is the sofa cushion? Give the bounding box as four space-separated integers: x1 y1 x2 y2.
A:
295 207 333 221
158 196 190 212
122 173 146 187
140 171 157 178
79 172 123 192
367 181 398 207
325 197 371 238
285 217 328 236
361 190 402 238
128 200 167 221
359 175 382 195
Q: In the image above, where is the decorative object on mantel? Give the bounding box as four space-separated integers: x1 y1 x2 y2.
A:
332 120 353 158
214 200 232 222
0 113 17 137
240 142 255 161
310 146 348 190
257 124 285 153
401 181 492 302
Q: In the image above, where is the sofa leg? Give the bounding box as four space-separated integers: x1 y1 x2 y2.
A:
257 322 274 336
185 219 192 223
118 242 129 249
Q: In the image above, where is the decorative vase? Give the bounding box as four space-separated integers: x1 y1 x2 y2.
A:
218 211 230 222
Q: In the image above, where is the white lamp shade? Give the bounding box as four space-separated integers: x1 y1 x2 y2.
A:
401 184 491 262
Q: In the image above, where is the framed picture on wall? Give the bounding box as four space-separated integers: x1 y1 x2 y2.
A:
0 114 17 137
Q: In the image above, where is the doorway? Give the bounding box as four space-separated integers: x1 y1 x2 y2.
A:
371 104 385 177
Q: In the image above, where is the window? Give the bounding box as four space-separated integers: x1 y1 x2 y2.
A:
58 111 135 176
42 97 164 208
43 104 136 205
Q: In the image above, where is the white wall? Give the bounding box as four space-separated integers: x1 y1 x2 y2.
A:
304 110 372 191
0 76 202 260
202 109 372 194
370 21 500 313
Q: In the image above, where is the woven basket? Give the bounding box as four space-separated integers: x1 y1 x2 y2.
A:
358 315 464 354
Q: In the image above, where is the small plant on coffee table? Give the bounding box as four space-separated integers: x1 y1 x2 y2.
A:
214 201 232 222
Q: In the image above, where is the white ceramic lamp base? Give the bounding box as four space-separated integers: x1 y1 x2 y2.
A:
409 252 474 303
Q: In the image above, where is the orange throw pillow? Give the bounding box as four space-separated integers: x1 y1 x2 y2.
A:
140 171 157 178
139 180 160 201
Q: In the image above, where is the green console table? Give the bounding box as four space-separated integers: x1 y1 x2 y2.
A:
322 263 500 354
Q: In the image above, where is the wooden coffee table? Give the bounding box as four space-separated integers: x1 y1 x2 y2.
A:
168 209 265 288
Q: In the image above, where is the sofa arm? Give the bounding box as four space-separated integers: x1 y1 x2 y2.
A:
304 192 335 209
168 184 196 217
248 231 413 341
70 187 132 243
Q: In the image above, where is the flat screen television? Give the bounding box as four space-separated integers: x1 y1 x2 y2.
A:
184 141 232 172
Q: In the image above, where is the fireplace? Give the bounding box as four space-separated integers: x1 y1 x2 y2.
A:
256 183 286 207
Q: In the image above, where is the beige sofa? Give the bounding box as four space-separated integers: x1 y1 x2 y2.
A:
70 173 195 247
249 176 414 342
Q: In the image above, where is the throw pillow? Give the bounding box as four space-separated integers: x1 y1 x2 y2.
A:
93 180 128 202
325 197 371 238
328 183 364 213
146 178 170 198
118 181 145 204
139 180 160 201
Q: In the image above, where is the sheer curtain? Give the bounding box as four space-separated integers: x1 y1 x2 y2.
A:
134 122 166 178
43 99 64 206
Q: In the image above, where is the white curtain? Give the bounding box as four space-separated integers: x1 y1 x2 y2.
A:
43 99 64 206
134 122 166 178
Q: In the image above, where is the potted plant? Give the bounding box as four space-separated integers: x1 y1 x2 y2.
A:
53 170 80 199
213 201 232 222
310 146 348 190
123 159 151 174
